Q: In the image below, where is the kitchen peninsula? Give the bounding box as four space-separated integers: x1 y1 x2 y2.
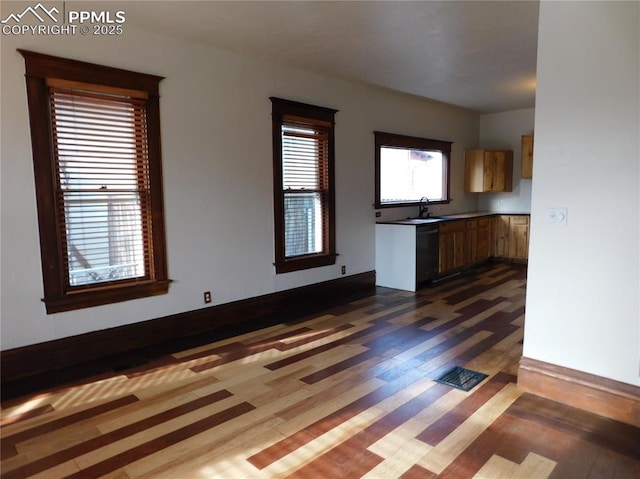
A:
375 212 530 291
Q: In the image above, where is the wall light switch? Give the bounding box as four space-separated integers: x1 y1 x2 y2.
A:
547 207 568 226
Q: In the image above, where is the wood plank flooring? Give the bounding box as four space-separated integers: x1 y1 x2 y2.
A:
2 263 639 478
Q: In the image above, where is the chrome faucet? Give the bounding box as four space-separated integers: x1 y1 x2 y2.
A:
418 197 430 218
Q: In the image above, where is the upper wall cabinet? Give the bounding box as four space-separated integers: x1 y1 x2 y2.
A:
521 134 534 179
464 149 513 192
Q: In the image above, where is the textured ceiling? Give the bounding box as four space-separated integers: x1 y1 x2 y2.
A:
107 1 540 113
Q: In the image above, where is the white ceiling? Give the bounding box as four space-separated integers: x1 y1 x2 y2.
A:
109 1 540 113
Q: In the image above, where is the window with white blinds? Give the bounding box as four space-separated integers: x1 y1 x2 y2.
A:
281 122 328 258
20 50 170 313
270 98 337 273
50 82 151 288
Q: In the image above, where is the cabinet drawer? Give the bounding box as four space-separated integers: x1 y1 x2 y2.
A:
510 216 529 226
477 218 491 228
465 220 478 229
440 220 465 233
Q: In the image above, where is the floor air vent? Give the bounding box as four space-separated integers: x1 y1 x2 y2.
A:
435 366 488 391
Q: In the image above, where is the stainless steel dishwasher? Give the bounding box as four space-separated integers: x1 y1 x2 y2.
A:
416 224 439 284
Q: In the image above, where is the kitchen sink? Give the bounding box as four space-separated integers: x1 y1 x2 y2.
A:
403 218 442 224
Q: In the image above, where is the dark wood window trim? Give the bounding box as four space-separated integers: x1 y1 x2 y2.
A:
270 97 338 274
19 50 171 313
374 131 453 209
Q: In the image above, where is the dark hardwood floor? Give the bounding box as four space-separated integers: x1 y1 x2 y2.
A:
1 263 638 478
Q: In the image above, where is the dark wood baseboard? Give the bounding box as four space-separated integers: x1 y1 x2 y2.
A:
518 356 640 427
1 271 375 400
492 256 528 264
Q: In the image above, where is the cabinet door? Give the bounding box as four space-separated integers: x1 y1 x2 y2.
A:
465 149 513 192
521 134 533 179
508 216 530 259
484 151 504 192
439 221 465 273
453 229 466 269
484 151 513 192
465 220 478 264
476 218 492 261
493 216 510 257
464 150 486 192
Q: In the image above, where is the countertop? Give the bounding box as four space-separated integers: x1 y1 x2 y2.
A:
376 211 530 226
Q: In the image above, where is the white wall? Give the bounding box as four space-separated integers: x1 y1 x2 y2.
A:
524 1 640 386
478 108 534 213
0 5 480 349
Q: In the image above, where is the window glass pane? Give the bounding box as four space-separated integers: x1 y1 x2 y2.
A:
65 191 146 286
380 147 445 203
284 192 323 257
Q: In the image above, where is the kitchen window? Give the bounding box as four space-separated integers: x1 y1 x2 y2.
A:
270 97 338 273
20 50 170 313
374 131 452 208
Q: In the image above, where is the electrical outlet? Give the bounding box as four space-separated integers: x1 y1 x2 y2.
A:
203 291 212 304
341 265 346 275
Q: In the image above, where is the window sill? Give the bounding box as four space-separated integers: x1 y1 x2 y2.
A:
375 199 452 209
275 254 337 274
43 280 172 314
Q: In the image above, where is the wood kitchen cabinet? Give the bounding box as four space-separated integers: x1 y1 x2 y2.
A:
509 216 530 259
465 220 479 264
494 215 509 258
439 220 466 273
440 218 493 275
521 134 533 179
493 215 529 261
475 218 492 262
465 149 513 192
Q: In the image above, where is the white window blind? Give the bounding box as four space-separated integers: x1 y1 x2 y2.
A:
281 121 328 258
49 81 152 288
